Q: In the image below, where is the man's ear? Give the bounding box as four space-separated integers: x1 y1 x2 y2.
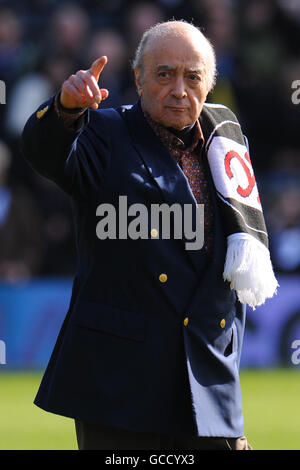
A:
134 68 143 96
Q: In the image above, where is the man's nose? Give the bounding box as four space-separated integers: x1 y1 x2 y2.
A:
171 77 187 99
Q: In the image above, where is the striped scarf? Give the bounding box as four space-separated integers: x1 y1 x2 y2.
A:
200 103 278 308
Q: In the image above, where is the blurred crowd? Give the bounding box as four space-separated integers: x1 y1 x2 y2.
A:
0 0 299 282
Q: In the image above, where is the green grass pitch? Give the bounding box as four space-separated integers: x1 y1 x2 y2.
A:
0 369 299 450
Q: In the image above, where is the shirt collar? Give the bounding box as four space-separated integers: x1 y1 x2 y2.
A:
143 109 204 156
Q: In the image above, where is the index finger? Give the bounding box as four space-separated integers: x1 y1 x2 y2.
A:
89 56 108 82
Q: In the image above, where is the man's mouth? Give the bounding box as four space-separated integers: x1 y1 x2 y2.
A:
167 106 188 111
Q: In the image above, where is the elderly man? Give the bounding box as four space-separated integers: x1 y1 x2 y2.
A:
22 20 277 450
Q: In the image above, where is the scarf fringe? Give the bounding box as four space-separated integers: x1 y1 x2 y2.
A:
223 234 279 309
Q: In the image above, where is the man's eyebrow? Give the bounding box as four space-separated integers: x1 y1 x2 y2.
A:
156 65 176 71
186 63 205 74
185 68 203 74
156 64 204 74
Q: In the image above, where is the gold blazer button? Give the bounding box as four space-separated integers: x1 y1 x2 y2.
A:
159 273 168 283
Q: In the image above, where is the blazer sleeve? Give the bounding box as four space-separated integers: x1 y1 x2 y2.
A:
21 94 111 199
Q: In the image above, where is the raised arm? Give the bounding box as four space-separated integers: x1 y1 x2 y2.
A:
60 56 108 110
21 56 110 195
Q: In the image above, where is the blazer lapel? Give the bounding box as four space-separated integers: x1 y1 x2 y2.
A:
124 101 196 207
123 101 207 274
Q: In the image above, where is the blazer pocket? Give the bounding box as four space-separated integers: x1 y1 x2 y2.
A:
73 297 147 342
224 321 238 357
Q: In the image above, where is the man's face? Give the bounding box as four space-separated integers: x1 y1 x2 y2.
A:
135 30 210 130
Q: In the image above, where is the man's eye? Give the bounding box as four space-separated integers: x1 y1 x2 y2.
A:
188 74 201 81
158 71 170 78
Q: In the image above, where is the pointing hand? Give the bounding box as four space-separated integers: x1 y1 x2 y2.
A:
60 56 109 110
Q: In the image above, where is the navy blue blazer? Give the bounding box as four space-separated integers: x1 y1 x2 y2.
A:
22 96 246 438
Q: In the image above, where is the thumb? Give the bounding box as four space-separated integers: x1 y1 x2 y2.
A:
90 56 108 82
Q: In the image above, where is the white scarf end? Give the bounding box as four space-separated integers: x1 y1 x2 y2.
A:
223 234 279 309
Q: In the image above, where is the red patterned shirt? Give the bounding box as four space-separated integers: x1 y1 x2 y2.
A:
144 111 214 256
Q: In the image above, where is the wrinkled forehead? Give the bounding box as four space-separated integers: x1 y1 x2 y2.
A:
143 29 208 71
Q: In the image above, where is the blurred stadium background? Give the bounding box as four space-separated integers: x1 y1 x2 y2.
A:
0 0 300 450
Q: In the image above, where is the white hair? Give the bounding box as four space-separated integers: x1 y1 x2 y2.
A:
132 20 217 92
